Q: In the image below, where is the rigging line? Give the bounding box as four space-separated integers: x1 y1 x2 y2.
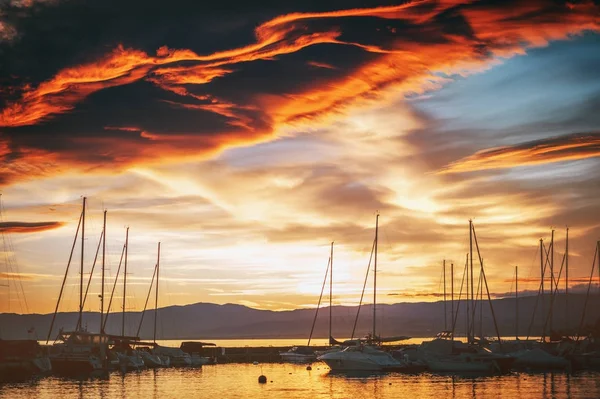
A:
77 229 104 330
451 255 467 336
472 224 502 346
470 261 483 335
102 242 126 332
46 210 83 344
541 250 566 335
136 263 158 338
308 256 331 346
351 238 376 340
576 245 598 341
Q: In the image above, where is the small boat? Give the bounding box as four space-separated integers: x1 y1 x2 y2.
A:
111 342 146 371
153 345 192 367
280 346 316 363
138 347 169 368
180 341 216 366
318 344 409 371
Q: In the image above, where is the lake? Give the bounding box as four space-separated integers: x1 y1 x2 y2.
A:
1 363 599 399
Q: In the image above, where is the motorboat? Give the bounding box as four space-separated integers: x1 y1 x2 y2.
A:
153 345 192 367
318 344 410 371
279 346 316 363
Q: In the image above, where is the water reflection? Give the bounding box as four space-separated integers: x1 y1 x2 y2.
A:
1 365 599 399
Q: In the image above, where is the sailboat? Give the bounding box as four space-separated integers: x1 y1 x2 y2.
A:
47 197 108 375
281 242 334 363
108 227 145 372
146 243 189 367
421 221 514 373
318 215 410 371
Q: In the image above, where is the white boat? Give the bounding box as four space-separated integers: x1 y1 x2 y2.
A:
139 349 168 368
154 345 192 367
318 344 408 371
180 341 216 366
116 351 146 371
280 346 316 363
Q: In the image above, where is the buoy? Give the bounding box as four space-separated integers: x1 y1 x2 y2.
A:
306 366 312 371
258 375 267 384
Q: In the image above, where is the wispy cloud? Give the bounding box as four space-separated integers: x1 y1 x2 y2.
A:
438 133 600 174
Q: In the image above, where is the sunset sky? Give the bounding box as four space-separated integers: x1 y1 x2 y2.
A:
1 0 599 315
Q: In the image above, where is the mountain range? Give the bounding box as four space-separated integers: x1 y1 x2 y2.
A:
1 294 599 341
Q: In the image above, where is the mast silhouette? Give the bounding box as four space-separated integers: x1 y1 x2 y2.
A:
515 265 519 340
450 262 454 342
550 229 554 334
443 259 447 331
154 242 161 344
122 227 129 337
101 210 106 334
373 213 379 339
79 197 86 330
565 227 569 332
329 241 333 342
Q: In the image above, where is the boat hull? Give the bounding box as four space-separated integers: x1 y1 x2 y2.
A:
320 357 383 371
50 355 103 376
280 353 316 363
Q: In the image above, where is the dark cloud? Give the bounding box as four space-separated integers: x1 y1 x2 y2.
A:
0 220 63 232
0 0 598 185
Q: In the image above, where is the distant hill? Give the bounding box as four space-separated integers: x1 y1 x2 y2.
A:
1 294 599 340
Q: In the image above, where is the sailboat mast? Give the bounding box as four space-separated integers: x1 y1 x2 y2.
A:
450 262 454 342
122 227 129 337
329 241 333 341
79 197 86 330
515 265 518 340
373 213 379 339
565 227 569 332
468 219 473 343
154 242 161 343
443 259 447 331
550 229 554 333
540 238 544 337
101 210 106 334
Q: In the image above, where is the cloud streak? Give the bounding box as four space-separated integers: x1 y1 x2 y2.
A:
0 221 64 233
438 133 600 174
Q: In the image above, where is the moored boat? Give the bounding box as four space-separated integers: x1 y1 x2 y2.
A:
279 346 316 363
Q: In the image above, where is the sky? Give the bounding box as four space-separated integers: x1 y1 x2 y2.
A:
0 0 599 315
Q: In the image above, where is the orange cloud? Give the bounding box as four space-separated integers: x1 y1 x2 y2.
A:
438 133 600 174
0 221 64 233
0 0 598 185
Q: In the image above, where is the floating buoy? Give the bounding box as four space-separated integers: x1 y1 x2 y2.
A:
258 375 267 384
306 366 312 371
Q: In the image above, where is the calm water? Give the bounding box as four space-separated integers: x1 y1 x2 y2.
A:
1 364 600 399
